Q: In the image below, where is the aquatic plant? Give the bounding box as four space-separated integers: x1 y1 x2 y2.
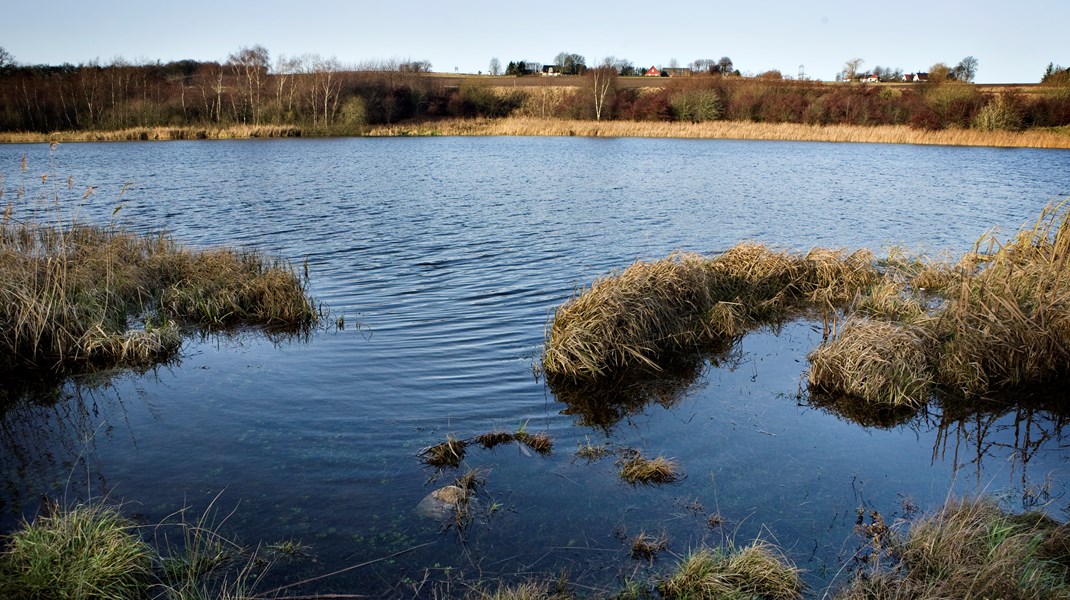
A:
543 244 876 382
836 496 1070 600
0 208 318 378
659 541 803 600
422 435 468 468
618 452 681 485
515 430 554 455
0 500 152 600
476 430 515 449
630 531 669 561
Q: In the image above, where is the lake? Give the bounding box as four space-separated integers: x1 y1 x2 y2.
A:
1 136 1069 596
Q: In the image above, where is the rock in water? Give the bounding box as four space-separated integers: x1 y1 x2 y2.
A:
415 485 470 520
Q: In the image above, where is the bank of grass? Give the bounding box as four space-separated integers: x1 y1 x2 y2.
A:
0 124 304 143
809 201 1070 409
543 246 878 382
365 117 1070 149
837 497 1070 600
1 217 318 377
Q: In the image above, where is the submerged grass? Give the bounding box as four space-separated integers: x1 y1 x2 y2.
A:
618 452 681 485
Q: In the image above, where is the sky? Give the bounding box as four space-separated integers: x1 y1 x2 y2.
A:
2 0 1067 83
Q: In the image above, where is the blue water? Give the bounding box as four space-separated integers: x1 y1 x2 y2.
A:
1 137 1068 596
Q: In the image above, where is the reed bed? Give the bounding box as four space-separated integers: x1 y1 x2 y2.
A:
808 318 936 409
365 117 1070 149
543 245 877 382
808 201 1070 419
837 497 1070 600
659 542 804 600
0 217 317 376
0 125 302 144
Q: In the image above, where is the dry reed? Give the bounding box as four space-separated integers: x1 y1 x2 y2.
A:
837 497 1070 599
421 436 468 469
365 117 1070 149
0 125 302 144
618 453 681 485
808 318 936 409
0 216 316 376
543 244 876 382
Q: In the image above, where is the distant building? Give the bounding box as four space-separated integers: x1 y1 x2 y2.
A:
542 65 559 76
645 66 661 77
902 72 929 83
864 74 880 83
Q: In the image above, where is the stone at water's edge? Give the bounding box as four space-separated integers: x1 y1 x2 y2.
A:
415 485 473 520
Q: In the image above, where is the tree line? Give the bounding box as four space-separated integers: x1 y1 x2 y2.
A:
0 46 1068 134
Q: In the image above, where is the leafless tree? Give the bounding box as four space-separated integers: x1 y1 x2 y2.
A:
228 45 269 124
489 57 501 76
588 65 618 120
717 56 734 75
843 58 864 81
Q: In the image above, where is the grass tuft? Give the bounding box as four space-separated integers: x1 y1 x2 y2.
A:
618 452 681 485
659 541 803 600
0 501 152 600
422 435 468 468
476 430 516 449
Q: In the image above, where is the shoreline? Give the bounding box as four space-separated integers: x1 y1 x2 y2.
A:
2 118 1069 149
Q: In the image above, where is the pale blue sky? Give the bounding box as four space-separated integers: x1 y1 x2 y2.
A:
2 0 1066 83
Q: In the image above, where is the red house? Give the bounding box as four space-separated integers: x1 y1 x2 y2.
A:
645 66 661 77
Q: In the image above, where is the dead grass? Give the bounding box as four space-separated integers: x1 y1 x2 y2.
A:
515 431 554 455
421 435 468 469
618 452 681 485
659 541 804 600
475 430 515 449
0 217 316 376
543 245 876 382
0 125 302 143
630 531 668 561
365 117 1070 148
808 318 936 409
836 497 1070 600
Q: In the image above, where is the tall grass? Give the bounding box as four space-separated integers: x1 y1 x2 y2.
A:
659 541 803 599
836 496 1070 599
543 245 877 382
1 164 317 377
809 201 1070 409
365 116 1070 148
0 125 303 144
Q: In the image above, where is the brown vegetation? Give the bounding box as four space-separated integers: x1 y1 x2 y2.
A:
618 452 681 485
659 542 803 599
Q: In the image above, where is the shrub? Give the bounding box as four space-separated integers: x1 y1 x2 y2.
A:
974 93 1024 131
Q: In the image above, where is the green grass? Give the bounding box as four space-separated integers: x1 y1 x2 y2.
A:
0 501 152 599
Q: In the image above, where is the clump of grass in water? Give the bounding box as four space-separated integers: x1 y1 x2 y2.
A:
630 531 668 561
658 541 803 600
0 213 318 377
618 451 681 485
0 500 152 599
809 200 1070 412
422 435 468 468
475 430 515 449
543 245 877 382
576 436 610 461
837 496 1070 600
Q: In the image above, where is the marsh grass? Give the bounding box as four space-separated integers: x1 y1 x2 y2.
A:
0 210 317 378
630 531 669 561
422 435 468 468
0 500 152 599
365 117 1070 148
576 437 611 461
543 245 877 382
515 430 554 455
810 201 1070 412
0 124 303 143
618 452 681 485
659 541 803 600
476 430 516 449
837 497 1070 600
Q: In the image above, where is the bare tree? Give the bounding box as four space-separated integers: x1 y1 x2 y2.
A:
588 65 618 120
843 58 864 81
953 56 978 83
489 57 501 76
717 56 734 75
228 45 270 124
0 47 14 70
